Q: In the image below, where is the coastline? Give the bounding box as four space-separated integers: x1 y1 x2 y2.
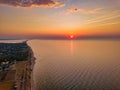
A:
27 43 36 90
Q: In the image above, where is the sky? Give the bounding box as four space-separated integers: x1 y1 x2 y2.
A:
0 0 120 39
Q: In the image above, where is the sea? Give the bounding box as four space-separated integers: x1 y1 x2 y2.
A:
0 39 120 90
28 39 120 90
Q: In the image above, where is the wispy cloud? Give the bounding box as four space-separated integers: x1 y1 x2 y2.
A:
66 8 102 15
86 10 120 25
54 1 65 8
0 0 65 8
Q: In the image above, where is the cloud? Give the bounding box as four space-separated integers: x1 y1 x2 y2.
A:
0 0 65 8
87 10 120 24
54 1 65 8
66 8 102 15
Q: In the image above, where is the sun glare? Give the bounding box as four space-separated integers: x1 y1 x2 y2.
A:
67 34 76 39
70 35 74 39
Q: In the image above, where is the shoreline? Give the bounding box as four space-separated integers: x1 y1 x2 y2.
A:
27 41 36 90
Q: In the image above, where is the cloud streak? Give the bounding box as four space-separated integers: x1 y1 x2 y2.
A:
86 10 120 25
0 0 65 8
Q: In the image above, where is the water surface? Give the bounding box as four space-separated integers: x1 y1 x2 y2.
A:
28 40 120 90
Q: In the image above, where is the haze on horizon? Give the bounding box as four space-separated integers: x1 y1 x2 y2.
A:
0 0 120 39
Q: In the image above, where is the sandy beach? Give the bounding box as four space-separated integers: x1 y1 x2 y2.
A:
28 44 36 90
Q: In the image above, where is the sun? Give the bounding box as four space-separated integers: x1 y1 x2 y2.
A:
70 35 74 39
66 34 77 39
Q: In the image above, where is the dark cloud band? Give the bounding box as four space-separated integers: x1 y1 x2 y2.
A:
0 0 60 7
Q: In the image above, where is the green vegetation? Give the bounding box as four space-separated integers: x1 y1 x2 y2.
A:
0 42 29 70
0 42 29 64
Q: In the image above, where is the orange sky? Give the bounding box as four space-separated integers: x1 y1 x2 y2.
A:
0 0 120 39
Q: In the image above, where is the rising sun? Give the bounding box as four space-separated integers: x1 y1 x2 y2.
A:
67 34 77 39
70 35 74 39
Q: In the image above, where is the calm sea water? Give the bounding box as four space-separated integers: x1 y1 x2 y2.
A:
28 40 120 90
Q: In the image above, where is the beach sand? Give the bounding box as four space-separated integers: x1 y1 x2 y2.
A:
14 44 35 90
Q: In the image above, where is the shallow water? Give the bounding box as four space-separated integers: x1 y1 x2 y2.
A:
28 40 120 90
